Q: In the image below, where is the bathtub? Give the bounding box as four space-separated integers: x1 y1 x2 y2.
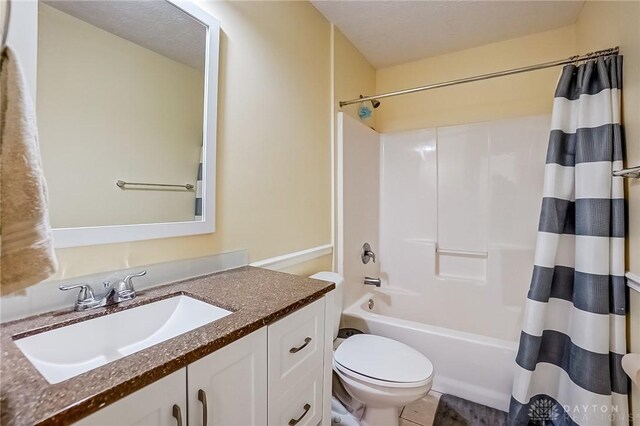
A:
341 292 518 412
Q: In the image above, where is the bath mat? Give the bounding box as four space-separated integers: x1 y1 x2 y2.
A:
433 394 507 426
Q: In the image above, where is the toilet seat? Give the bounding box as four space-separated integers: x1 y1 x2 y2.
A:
333 334 433 388
334 359 433 389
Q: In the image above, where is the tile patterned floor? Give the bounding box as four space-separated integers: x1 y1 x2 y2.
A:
399 391 443 426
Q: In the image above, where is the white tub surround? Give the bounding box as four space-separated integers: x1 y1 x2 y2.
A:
337 113 381 307
336 113 551 412
379 115 549 297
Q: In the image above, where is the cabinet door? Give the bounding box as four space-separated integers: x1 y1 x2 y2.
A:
73 369 187 426
188 328 267 426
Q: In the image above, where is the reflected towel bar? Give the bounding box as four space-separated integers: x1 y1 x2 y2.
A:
1 0 10 53
116 180 194 190
613 166 640 179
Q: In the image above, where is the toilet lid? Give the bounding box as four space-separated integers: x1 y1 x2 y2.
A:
334 334 433 383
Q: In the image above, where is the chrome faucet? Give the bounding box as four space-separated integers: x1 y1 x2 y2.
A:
364 277 381 287
59 270 146 311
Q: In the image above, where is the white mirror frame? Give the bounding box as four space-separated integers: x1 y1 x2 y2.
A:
50 1 219 248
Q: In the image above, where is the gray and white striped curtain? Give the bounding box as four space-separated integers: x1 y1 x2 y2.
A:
509 56 628 425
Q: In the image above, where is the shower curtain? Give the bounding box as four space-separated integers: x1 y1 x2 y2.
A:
509 56 628 426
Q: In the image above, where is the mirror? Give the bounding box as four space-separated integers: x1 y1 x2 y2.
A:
35 0 219 247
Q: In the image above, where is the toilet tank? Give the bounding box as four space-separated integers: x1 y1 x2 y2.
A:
309 272 344 340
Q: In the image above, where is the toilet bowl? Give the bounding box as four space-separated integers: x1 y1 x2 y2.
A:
310 272 434 426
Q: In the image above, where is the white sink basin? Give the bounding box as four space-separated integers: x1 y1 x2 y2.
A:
14 295 232 384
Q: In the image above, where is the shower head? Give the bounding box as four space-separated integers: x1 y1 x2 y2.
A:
359 94 381 109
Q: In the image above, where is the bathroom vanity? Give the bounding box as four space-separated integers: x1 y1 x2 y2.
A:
0 267 335 426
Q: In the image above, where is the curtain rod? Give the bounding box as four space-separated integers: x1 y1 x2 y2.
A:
339 46 620 107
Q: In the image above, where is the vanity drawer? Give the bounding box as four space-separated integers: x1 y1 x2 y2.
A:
268 366 324 426
267 298 325 396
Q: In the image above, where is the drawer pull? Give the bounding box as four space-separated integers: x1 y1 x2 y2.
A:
288 403 311 426
172 404 183 426
289 337 312 354
198 389 208 426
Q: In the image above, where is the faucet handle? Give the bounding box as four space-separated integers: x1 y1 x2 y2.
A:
122 270 146 292
361 243 376 264
59 284 95 304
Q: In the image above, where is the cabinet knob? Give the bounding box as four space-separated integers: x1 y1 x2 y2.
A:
288 403 311 426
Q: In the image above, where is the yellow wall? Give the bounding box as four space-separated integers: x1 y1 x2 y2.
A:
375 26 576 132
575 1 640 418
333 27 377 128
47 0 332 280
38 4 204 228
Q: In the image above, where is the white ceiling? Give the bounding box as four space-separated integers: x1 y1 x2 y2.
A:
311 0 585 68
45 0 206 71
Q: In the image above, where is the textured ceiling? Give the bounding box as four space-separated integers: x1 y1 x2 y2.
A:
311 0 585 68
45 0 206 71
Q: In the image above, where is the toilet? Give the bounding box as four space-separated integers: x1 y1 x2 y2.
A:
310 272 434 426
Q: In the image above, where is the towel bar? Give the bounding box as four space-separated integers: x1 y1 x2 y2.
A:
116 180 194 190
1 0 10 53
612 166 640 179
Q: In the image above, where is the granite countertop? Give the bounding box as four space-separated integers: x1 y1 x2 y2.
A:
0 266 335 426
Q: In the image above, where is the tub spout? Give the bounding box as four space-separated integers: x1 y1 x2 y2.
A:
364 277 381 287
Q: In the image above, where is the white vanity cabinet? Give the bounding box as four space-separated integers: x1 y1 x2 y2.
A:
267 298 325 426
188 328 268 426
71 294 333 426
71 330 267 426
73 370 187 426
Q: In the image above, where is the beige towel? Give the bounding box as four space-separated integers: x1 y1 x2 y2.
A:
1 48 57 295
